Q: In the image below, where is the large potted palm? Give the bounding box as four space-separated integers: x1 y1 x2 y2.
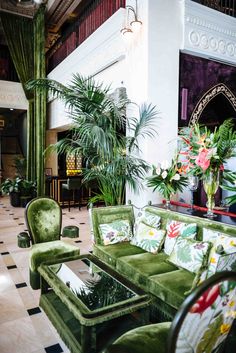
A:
27 74 159 205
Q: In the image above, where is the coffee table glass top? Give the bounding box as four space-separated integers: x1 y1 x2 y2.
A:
48 257 138 311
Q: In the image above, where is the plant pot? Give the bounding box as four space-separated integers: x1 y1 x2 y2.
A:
20 196 33 208
9 192 21 207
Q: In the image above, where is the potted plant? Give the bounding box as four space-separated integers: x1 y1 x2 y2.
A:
27 74 159 206
147 157 188 208
179 119 236 217
0 177 22 207
20 179 37 207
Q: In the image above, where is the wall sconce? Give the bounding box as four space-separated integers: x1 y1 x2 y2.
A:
120 0 142 36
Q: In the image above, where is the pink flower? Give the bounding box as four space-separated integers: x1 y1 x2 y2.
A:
195 148 210 171
220 165 224 171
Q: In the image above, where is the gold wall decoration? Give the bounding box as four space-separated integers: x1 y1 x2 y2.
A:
189 83 236 127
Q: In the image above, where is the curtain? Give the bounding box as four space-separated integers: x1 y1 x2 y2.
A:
1 6 46 196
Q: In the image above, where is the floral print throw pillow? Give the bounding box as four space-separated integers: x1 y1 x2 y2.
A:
164 220 197 255
131 221 166 254
168 238 211 274
98 219 133 246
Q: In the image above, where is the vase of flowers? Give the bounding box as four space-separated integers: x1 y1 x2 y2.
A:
179 119 236 217
147 158 188 208
203 169 220 217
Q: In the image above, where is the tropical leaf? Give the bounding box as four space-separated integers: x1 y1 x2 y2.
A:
176 244 192 263
181 224 197 238
196 314 223 353
168 221 181 238
27 73 159 206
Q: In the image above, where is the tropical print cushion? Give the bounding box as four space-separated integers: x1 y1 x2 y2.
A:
131 221 166 254
164 220 197 255
168 238 211 274
202 228 219 243
200 230 236 282
175 279 236 353
134 209 161 237
98 219 133 246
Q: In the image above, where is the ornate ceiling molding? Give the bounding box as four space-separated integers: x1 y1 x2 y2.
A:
0 0 38 18
184 0 236 64
189 83 236 126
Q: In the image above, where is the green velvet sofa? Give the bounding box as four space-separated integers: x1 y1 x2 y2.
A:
91 204 236 321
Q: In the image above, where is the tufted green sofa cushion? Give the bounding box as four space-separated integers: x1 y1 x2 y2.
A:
93 242 145 268
148 269 195 310
116 252 177 288
30 240 80 272
105 322 171 353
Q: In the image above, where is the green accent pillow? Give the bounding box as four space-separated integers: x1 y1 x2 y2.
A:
136 209 161 228
164 220 197 255
131 221 166 254
98 219 133 246
168 238 211 274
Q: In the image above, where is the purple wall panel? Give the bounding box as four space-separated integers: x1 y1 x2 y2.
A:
179 53 236 126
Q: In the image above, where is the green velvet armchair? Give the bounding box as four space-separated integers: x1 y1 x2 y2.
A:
104 271 236 353
25 197 80 289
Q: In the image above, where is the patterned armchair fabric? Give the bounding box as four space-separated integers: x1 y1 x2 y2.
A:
104 271 236 353
169 271 236 353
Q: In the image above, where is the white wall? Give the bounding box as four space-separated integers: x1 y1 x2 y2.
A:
128 0 184 207
47 0 236 207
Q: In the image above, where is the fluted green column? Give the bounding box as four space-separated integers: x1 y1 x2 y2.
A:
34 5 46 196
1 6 46 196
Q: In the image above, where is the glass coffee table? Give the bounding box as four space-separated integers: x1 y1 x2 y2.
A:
39 254 150 353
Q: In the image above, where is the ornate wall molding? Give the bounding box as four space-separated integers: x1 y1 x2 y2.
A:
189 83 236 126
0 81 28 110
184 0 236 63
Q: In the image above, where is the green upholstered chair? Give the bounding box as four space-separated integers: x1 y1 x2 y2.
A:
25 197 80 289
104 271 236 353
62 177 82 211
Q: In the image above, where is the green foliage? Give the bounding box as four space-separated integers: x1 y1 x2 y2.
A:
13 156 26 179
27 74 159 206
0 177 22 194
179 119 236 178
196 314 223 353
221 170 236 206
0 177 36 196
147 157 188 200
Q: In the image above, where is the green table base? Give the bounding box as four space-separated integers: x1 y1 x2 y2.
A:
40 291 147 353
17 232 31 248
62 226 79 238
40 292 82 353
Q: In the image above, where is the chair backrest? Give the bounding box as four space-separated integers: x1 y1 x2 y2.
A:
168 271 236 353
25 197 62 244
67 177 81 190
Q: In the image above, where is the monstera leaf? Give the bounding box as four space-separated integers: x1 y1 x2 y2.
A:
176 243 192 263
196 314 223 353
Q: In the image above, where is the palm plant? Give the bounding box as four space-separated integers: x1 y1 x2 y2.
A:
221 170 236 206
27 74 159 205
